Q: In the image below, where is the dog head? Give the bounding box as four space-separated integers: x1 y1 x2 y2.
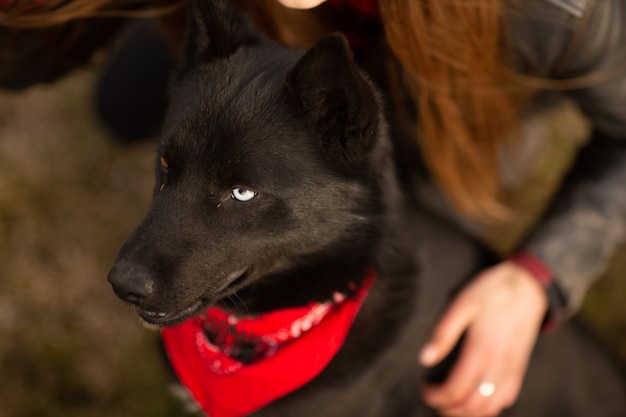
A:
108 0 389 327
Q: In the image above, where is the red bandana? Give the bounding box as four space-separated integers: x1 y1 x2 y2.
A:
161 270 376 417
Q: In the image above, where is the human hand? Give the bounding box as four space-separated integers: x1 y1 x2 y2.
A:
419 261 548 417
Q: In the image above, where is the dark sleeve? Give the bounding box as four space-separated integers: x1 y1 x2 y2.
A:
0 18 124 90
518 0 626 311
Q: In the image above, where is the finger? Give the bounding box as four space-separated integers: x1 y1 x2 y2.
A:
439 331 528 417
439 375 521 417
422 327 494 409
420 293 478 367
439 389 499 417
484 333 529 410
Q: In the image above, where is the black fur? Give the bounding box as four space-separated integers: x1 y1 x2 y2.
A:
108 1 626 415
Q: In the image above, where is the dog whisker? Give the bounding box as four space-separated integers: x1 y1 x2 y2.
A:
226 292 250 316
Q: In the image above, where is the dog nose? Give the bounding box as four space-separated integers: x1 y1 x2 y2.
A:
107 262 155 305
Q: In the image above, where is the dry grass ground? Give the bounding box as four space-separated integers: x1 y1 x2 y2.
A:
0 68 623 417
0 71 186 417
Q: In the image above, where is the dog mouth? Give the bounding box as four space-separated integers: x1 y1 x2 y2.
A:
139 298 206 326
138 267 249 327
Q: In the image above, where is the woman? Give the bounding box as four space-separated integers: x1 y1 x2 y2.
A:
2 1 625 416
269 2 626 416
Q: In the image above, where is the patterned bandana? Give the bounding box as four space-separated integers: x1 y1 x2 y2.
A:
161 270 376 417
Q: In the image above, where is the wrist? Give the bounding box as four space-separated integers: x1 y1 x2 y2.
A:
508 252 567 333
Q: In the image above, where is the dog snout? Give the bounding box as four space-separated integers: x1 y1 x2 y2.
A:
108 262 155 305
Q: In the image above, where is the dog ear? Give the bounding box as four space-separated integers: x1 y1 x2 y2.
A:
288 33 380 172
184 0 259 66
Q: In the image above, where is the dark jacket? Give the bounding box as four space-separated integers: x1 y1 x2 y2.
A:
509 0 626 312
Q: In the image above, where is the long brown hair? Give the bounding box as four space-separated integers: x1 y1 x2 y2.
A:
379 0 531 221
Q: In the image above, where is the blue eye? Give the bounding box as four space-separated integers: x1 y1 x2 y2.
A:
231 187 257 202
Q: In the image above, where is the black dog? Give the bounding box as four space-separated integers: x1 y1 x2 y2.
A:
108 1 626 416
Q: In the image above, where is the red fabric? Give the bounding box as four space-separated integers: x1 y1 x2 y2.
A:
509 252 553 288
326 0 379 18
161 271 376 417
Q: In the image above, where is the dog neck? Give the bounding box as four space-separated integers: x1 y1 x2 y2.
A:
161 269 376 417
